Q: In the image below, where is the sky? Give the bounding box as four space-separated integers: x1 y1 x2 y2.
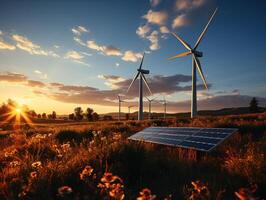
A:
0 0 266 115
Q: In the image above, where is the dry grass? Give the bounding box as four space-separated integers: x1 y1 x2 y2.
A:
0 113 265 199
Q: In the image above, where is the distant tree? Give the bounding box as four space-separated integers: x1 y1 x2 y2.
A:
69 113 75 120
74 107 83 120
51 111 56 119
125 113 129 120
92 112 99 121
42 113 47 119
37 114 41 118
86 107 94 121
47 114 52 119
103 115 113 121
28 110 37 118
249 97 259 113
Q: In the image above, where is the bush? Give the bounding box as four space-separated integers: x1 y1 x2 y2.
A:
55 129 93 144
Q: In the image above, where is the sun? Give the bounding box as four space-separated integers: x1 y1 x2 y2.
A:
15 108 21 114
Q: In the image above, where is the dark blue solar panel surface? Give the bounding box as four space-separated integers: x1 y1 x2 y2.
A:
128 127 238 152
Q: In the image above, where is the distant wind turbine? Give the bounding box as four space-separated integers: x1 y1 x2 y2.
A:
118 95 125 121
128 105 134 120
161 96 167 120
167 8 218 118
127 52 152 120
145 96 157 120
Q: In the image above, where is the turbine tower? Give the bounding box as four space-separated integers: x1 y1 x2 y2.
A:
127 52 152 120
167 8 218 118
145 96 157 120
118 95 125 121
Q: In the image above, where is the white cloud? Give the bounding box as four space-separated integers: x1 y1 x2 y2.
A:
71 26 89 36
115 62 120 67
73 60 90 67
34 70 42 74
143 10 168 25
0 40 16 50
81 51 92 56
122 51 142 62
86 40 122 56
12 34 59 57
65 50 84 60
98 74 125 89
54 45 60 48
172 14 189 29
104 46 122 56
136 24 151 38
150 0 162 7
147 30 159 50
176 0 206 11
87 40 104 51
159 26 170 34
34 70 48 79
74 37 86 46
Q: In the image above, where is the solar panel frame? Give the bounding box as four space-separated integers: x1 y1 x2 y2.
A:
128 127 238 152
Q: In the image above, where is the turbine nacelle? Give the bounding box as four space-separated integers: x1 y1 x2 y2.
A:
191 50 203 57
137 69 150 74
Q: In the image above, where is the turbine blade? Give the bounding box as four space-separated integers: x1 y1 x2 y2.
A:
166 51 192 60
139 52 145 69
145 96 150 101
193 54 208 89
141 73 152 95
172 32 191 50
151 96 157 101
127 72 140 93
194 7 218 49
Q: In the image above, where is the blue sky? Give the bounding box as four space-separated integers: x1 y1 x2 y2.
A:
0 0 266 114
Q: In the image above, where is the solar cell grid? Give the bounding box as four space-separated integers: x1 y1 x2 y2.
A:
128 127 238 152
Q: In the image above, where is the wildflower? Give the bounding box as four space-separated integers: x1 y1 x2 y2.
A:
61 143 71 152
98 172 125 199
100 172 122 186
113 133 121 141
35 134 47 139
57 186 73 197
5 149 17 157
189 180 210 200
31 161 42 168
235 184 258 200
9 160 20 167
80 165 94 180
109 183 125 200
89 140 95 146
57 153 63 158
30 171 38 179
164 194 172 200
92 130 97 137
137 188 156 200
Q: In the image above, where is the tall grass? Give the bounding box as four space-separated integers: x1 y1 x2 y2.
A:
0 112 265 199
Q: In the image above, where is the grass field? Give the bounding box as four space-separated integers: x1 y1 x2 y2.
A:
0 113 265 199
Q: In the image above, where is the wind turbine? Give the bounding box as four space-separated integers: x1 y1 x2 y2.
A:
127 52 152 120
145 96 157 120
128 105 134 120
160 96 167 120
167 8 218 118
118 95 125 121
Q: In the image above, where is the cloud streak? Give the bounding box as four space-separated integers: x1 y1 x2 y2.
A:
12 34 59 57
1 71 265 112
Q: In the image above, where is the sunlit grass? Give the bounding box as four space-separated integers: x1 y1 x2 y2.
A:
0 113 265 199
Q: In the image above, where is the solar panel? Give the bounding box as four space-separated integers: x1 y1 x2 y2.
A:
128 127 238 152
